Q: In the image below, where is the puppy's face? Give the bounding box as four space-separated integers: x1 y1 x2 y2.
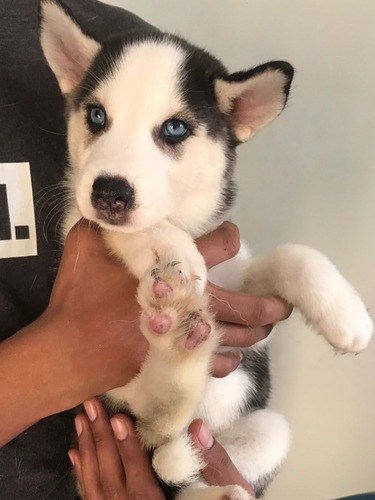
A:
40 1 293 236
67 38 232 235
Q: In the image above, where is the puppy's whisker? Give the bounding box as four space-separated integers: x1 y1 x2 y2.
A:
37 192 66 223
43 199 67 242
35 188 65 209
33 182 65 199
54 210 66 238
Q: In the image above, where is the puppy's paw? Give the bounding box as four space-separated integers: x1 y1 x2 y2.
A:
176 484 253 500
259 244 374 355
308 281 373 354
138 261 218 356
319 305 373 354
152 435 203 485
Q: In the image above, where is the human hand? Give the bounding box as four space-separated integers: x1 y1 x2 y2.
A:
69 398 165 499
188 418 255 496
69 398 255 499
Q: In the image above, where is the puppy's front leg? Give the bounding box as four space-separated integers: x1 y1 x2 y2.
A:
106 258 219 483
136 260 218 443
104 222 220 483
103 220 208 291
104 222 215 436
243 244 373 353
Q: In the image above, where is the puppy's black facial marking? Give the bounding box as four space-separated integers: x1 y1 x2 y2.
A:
175 42 239 215
177 43 228 141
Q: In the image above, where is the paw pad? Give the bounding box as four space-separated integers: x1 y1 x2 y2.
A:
152 279 172 299
185 315 212 350
138 261 215 353
147 314 172 334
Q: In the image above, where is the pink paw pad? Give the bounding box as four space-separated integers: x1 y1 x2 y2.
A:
152 279 172 299
185 318 211 350
147 314 172 334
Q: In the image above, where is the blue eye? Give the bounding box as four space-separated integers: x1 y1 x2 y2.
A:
162 119 189 142
88 106 106 128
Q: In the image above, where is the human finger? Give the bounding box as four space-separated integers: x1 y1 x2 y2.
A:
220 323 274 347
210 323 275 377
74 414 103 500
210 351 243 378
68 449 84 498
110 415 165 500
207 281 292 326
83 399 126 496
195 221 240 269
188 419 255 496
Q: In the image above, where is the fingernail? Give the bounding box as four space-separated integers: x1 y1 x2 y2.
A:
111 417 128 441
197 421 214 450
68 450 76 467
84 400 97 422
75 416 83 437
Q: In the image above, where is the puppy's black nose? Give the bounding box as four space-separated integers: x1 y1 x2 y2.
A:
91 176 135 224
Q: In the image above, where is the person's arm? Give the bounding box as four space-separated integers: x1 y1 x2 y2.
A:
0 222 143 447
0 221 291 447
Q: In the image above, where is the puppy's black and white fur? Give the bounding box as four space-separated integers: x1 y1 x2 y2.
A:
39 1 373 498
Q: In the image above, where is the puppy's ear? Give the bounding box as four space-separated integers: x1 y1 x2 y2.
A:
214 61 294 142
39 0 101 94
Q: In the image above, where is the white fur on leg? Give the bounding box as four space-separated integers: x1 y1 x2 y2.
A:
104 220 208 293
216 410 291 488
176 483 253 500
152 434 204 485
244 244 373 353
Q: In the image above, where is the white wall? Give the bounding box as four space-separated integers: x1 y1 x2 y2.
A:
103 1 375 498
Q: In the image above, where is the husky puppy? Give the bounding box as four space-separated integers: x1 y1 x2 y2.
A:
40 1 373 498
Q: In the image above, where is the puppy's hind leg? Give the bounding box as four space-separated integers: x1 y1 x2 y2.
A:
244 245 373 353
